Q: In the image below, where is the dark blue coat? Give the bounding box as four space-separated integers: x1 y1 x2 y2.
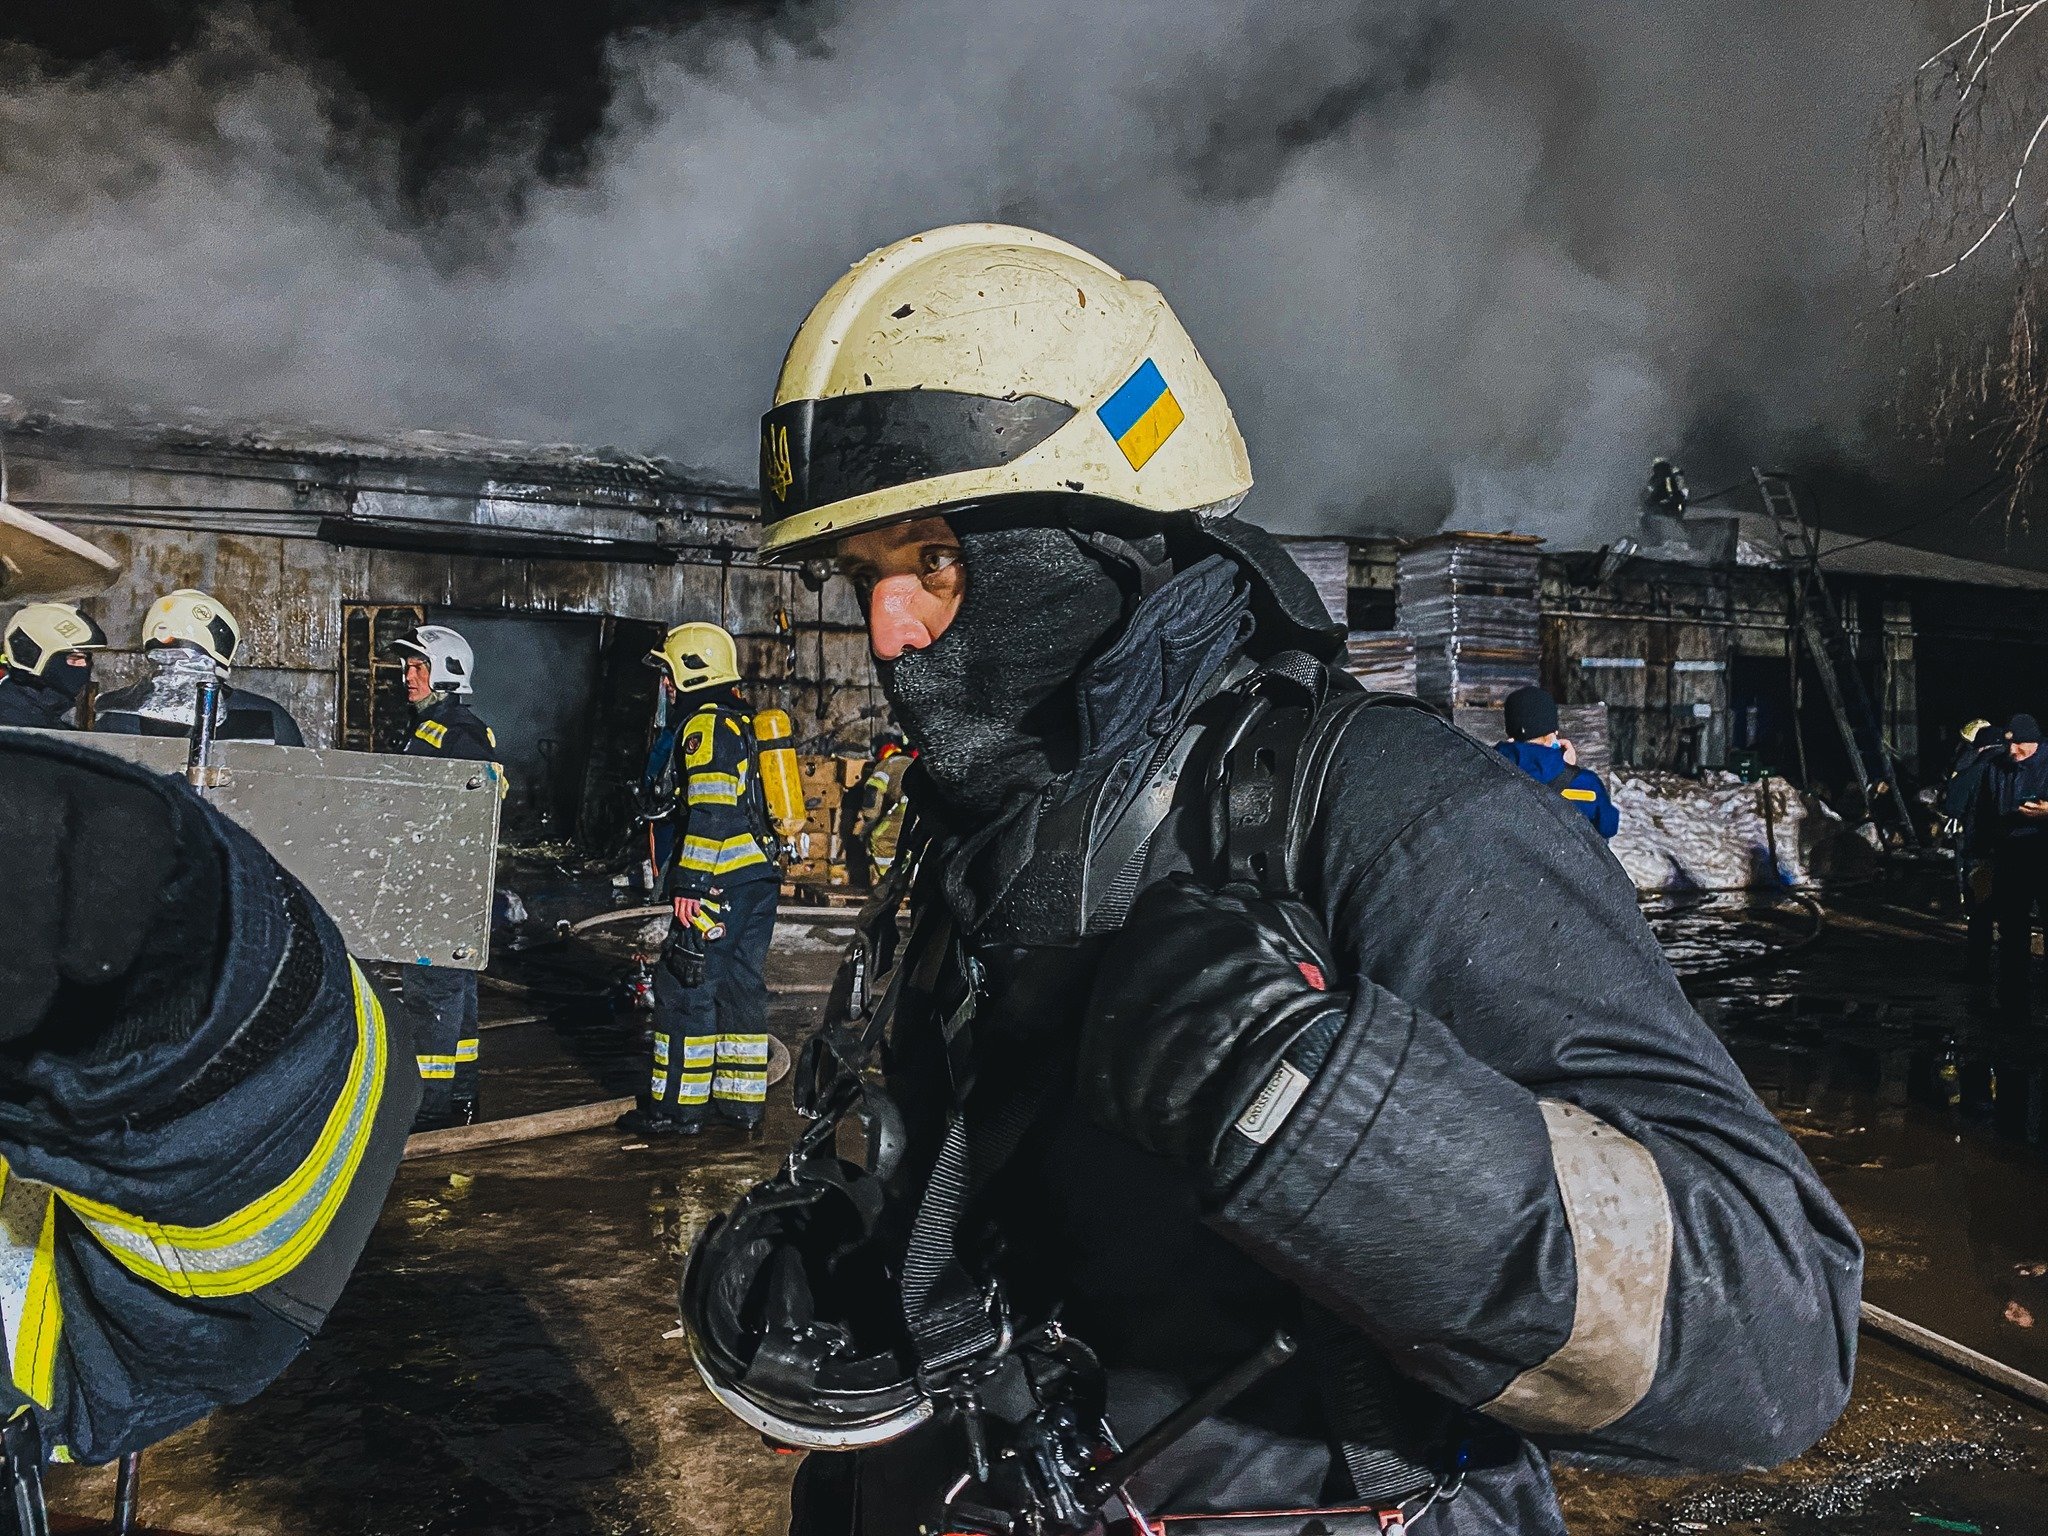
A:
0 745 416 1463
1494 739 1620 838
1979 748 2048 855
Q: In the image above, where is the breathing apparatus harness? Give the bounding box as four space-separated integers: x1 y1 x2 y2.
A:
682 658 1465 1535
639 691 783 863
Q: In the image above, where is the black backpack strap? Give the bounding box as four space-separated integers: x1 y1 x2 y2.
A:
1211 670 1453 1506
1544 758 1581 792
1211 661 1435 899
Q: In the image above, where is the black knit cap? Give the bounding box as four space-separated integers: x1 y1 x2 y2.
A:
1504 686 1560 742
2007 713 2044 745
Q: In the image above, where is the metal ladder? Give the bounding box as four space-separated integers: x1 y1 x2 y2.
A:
1754 469 1918 848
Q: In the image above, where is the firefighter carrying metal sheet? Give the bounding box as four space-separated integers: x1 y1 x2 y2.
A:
0 506 413 1517
388 625 500 1130
0 604 106 729
618 623 779 1136
682 225 1862 1536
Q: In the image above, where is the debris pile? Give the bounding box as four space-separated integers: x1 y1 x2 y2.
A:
1610 771 1877 889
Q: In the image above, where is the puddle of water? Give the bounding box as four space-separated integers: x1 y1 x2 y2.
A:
1665 879 2048 1387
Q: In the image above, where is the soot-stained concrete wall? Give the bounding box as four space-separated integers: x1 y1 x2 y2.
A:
0 400 882 754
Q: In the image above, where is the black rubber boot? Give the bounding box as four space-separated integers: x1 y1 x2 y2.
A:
711 1101 764 1132
614 1104 702 1137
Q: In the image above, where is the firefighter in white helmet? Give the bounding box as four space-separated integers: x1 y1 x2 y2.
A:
681 226 1860 1536
386 624 500 1129
619 621 778 1137
95 588 305 746
0 602 107 729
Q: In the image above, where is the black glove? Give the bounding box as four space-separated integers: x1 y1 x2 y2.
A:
661 923 708 989
0 736 224 1056
1079 877 1350 1184
660 896 724 989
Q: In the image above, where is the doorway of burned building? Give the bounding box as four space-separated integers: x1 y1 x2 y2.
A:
1730 651 1798 779
336 608 662 849
445 612 599 843
429 612 663 850
575 615 668 859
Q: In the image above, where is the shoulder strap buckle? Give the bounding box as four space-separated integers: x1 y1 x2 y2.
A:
1208 661 1425 899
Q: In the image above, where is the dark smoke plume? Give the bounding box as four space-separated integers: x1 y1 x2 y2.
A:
0 1 1932 543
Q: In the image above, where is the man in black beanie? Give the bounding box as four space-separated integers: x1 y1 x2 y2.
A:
1494 684 1618 839
1987 713 2048 1019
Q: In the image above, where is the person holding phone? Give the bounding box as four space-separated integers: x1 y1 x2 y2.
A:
1985 713 2048 1020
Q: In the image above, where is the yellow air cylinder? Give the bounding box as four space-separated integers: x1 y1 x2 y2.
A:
753 708 808 840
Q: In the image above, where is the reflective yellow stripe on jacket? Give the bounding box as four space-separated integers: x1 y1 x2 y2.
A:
0 1166 64 1407
58 960 390 1301
676 832 770 878
687 770 746 807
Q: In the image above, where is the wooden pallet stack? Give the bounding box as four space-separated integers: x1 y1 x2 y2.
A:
1397 532 1544 710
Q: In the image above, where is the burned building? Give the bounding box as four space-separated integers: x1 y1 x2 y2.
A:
0 397 881 848
1339 507 2048 796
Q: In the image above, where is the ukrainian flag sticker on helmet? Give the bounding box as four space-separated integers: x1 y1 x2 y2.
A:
1098 359 1185 471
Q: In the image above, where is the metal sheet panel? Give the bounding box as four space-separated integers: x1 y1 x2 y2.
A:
8 732 501 969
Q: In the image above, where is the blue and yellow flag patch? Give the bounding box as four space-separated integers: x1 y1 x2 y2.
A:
1097 359 1184 471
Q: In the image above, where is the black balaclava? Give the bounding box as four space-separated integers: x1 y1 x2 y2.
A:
38 659 91 702
881 522 1127 822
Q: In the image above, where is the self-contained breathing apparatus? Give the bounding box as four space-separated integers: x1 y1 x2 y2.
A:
639 704 798 861
638 690 801 977
681 661 1464 1536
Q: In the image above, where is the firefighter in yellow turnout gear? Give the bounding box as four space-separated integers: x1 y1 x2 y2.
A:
852 732 912 879
619 623 781 1136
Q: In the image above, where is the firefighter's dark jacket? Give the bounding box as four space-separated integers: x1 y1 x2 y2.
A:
657 687 778 900
1978 748 2048 852
0 758 417 1463
403 693 497 763
812 556 1862 1534
0 676 75 730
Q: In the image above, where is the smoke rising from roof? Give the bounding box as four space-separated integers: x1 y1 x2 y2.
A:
0 1 1926 544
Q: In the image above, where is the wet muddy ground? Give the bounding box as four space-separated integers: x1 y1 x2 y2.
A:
43 882 2048 1534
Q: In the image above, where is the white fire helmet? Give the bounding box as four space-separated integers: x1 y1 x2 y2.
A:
3 602 107 677
756 223 1253 560
391 625 476 695
143 589 240 667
